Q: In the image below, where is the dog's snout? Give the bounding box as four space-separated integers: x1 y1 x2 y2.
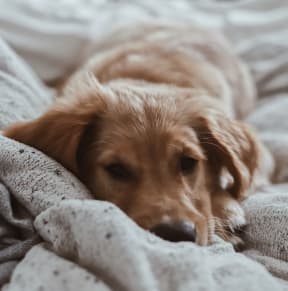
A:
150 220 196 242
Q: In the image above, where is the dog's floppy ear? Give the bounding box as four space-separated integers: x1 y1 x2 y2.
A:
195 113 260 200
3 73 109 174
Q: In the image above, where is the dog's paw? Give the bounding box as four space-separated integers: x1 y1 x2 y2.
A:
214 199 247 250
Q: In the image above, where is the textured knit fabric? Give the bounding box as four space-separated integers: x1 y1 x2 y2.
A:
0 38 90 285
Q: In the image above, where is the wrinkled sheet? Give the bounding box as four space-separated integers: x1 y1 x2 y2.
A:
0 0 287 290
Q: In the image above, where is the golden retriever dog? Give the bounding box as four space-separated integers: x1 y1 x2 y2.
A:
3 23 273 247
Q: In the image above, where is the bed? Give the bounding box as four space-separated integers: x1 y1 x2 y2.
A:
0 0 287 290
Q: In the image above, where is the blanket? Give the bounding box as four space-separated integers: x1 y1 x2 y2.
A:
0 0 288 290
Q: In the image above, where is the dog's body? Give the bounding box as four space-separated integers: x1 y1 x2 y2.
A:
4 23 273 247
71 23 256 118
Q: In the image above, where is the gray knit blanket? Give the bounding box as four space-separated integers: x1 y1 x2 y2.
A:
0 0 288 290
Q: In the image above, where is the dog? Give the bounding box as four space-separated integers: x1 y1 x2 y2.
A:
3 23 273 247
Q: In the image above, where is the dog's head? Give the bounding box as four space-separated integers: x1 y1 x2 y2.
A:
4 74 259 245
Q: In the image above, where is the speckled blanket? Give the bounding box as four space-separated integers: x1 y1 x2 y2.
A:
0 0 288 290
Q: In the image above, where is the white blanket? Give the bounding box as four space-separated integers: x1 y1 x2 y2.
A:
0 0 288 290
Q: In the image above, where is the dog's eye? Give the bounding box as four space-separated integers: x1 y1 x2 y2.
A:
179 156 197 175
105 163 132 181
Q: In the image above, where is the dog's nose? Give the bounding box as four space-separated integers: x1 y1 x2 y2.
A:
150 220 196 242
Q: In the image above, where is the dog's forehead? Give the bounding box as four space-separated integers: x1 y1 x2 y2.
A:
98 85 202 150
103 98 177 139
108 88 180 124
100 109 200 156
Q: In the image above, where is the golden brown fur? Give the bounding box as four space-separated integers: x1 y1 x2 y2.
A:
3 23 272 246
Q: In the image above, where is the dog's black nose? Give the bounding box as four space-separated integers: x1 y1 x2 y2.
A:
150 221 196 242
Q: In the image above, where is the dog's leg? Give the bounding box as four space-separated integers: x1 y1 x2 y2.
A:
211 191 246 249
